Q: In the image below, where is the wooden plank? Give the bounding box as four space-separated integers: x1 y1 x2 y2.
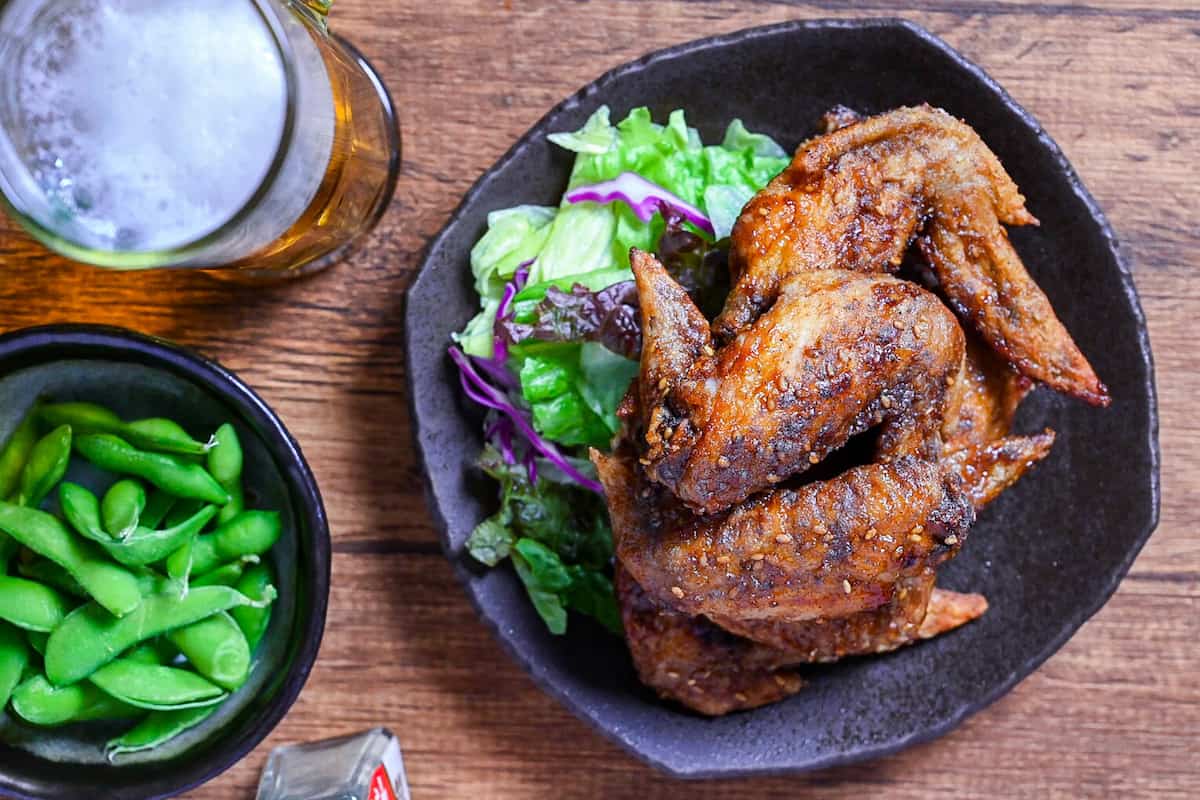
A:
0 1 1194 797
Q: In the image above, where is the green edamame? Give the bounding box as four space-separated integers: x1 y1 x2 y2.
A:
10 674 140 725
107 705 216 758
0 502 142 617
140 489 176 530
102 479 146 539
231 563 276 651
24 630 48 656
39 402 213 456
0 622 30 709
168 511 281 579
207 423 244 525
74 434 229 505
190 557 257 588
97 504 217 568
168 612 251 691
0 576 70 632
59 482 111 543
0 408 39 501
90 659 227 711
14 425 72 508
17 556 87 598
44 584 276 686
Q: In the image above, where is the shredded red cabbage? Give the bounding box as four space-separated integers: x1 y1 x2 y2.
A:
565 172 715 236
448 346 602 493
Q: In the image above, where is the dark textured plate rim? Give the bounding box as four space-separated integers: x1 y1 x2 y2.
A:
0 323 332 800
404 17 1160 778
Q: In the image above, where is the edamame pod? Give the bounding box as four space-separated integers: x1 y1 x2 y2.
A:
140 489 176 530
0 621 31 708
15 425 72 508
39 403 213 456
168 612 251 691
74 434 229 505
97 504 217 567
0 502 142 617
231 563 276 651
90 659 227 711
0 409 39 501
106 705 216 759
102 479 146 539
17 557 87 598
0 576 70 632
45 585 276 685
189 557 257 588
25 630 48 656
124 418 214 456
10 674 141 725
59 482 112 543
168 511 281 579
207 424 244 525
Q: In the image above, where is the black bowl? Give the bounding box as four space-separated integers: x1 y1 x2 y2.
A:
0 324 330 799
405 18 1159 777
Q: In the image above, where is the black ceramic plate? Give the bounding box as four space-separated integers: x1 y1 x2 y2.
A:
405 19 1158 777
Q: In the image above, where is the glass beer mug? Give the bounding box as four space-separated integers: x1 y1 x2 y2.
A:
0 0 400 274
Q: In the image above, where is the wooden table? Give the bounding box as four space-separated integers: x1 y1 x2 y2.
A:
0 1 1195 797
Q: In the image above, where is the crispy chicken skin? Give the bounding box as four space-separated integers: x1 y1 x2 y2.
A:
616 564 805 716
594 449 974 623
942 336 1034 452
720 105 1108 406
944 431 1055 511
633 249 964 515
712 571 987 661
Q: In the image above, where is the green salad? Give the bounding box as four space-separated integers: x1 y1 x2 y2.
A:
449 106 789 634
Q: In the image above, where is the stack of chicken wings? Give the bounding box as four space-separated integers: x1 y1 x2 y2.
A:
592 105 1108 715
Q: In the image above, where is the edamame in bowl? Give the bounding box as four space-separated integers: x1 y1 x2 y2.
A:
0 325 330 800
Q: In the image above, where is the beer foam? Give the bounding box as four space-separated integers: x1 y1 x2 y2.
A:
11 0 287 252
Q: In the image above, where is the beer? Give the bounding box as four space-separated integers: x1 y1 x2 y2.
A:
0 0 399 273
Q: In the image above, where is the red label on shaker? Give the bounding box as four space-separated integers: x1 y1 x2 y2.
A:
368 765 398 800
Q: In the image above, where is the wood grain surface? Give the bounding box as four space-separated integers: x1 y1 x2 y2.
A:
0 1 1196 797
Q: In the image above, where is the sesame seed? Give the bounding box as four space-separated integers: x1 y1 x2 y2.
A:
865 527 877 540
775 533 793 544
944 534 959 545
666 671 679 680
751 553 765 561
843 579 852 594
702 345 715 357
699 554 708 566
911 524 924 534
808 452 821 464
909 533 922 543
767 473 780 483
881 394 892 409
658 377 669 390
662 427 673 440
717 455 730 468
716 555 731 565
638 457 651 466
735 692 749 703
671 586 685 599
687 678 697 686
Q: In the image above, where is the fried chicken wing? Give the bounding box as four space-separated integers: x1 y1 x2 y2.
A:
633 250 964 515
944 431 1056 511
711 571 987 661
942 336 1034 452
595 449 973 623
616 564 804 716
720 105 1107 406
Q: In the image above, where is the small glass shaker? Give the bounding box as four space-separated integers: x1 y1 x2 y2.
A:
255 727 411 800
